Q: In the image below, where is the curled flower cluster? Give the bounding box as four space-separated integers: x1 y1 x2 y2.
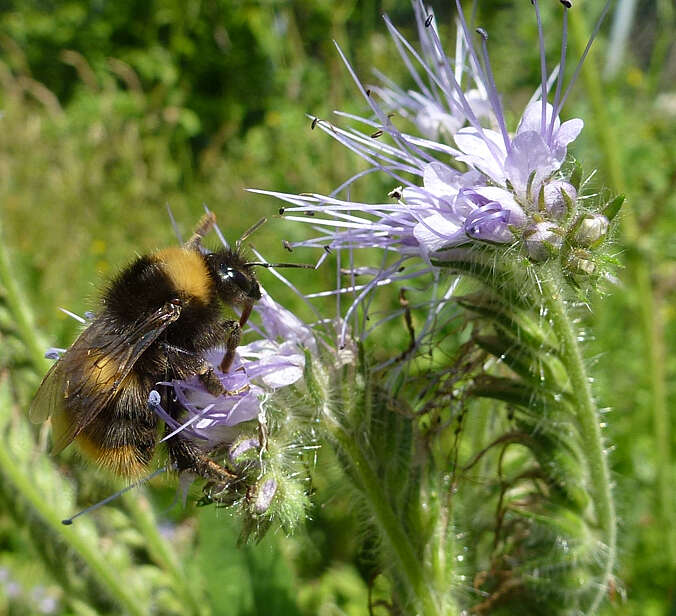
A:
247 2 619 612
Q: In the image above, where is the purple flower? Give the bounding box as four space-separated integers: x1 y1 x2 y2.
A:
454 101 583 203
257 0 610 271
251 1 613 354
151 291 317 449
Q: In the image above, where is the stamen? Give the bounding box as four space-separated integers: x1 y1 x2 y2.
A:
311 114 423 187
166 203 183 244
160 404 215 443
249 247 327 328
148 389 181 430
392 2 438 103
58 307 86 323
475 26 511 153
335 245 342 342
450 1 509 165
549 5 569 143
333 41 437 169
385 13 468 125
244 261 315 269
532 0 549 136
556 0 613 116
204 203 229 250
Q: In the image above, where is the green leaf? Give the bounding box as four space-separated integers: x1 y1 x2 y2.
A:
602 194 625 221
196 507 302 616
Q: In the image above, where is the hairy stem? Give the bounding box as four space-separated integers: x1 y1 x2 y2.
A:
326 416 448 616
541 278 616 614
569 9 674 567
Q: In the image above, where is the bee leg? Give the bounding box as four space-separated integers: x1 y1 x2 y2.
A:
165 427 237 484
184 212 216 250
197 365 226 396
219 320 241 373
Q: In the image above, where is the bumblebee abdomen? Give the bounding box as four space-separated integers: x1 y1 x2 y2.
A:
75 373 159 477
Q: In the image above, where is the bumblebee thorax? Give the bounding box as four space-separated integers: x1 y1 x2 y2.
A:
153 247 213 304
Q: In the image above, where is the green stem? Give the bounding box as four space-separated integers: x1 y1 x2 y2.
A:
541 278 616 614
569 10 674 566
647 0 674 95
0 217 50 375
0 424 144 616
326 417 446 616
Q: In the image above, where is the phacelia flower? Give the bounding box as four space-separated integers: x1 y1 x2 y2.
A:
257 0 613 284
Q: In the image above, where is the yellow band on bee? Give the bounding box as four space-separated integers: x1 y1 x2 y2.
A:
154 247 212 303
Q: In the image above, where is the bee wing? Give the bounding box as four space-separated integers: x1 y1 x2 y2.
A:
29 361 67 424
30 302 181 454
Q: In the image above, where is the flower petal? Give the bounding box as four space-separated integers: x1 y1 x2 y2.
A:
413 213 465 251
454 127 506 184
555 118 584 147
422 162 461 198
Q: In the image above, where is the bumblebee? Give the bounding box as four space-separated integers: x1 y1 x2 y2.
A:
30 213 264 482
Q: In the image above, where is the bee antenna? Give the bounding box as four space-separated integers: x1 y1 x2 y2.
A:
244 261 315 270
61 466 168 525
236 217 268 250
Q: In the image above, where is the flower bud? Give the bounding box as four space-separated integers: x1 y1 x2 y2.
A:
523 222 563 261
229 437 260 463
573 214 609 247
253 477 278 514
541 180 577 220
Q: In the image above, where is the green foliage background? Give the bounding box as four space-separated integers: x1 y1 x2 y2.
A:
0 0 673 614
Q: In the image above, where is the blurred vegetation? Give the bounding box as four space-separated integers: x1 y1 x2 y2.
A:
0 0 673 614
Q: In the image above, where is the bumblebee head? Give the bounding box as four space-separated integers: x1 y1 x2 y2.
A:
204 249 261 317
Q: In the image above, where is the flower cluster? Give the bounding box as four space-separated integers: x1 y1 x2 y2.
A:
258 0 616 289
247 4 620 610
